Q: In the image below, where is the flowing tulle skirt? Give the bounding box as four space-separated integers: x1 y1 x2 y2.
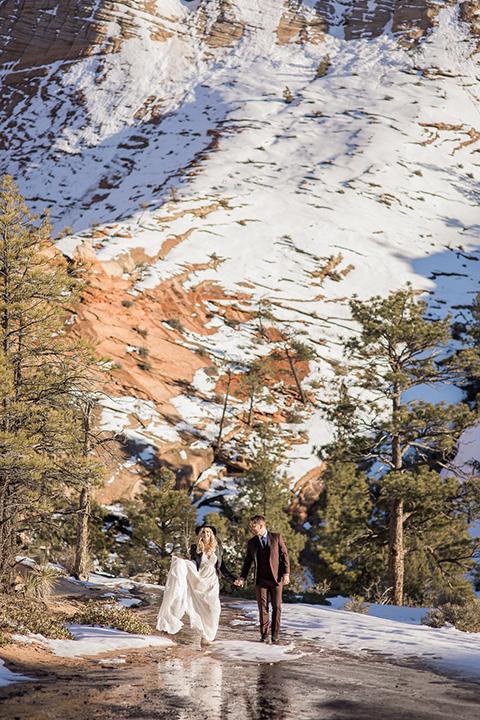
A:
156 555 221 643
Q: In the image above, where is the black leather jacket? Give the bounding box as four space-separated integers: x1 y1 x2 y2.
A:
189 543 236 583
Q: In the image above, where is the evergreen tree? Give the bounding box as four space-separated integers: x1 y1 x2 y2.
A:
272 337 315 405
321 285 480 605
68 396 110 581
308 460 378 596
234 424 305 584
118 467 197 583
0 175 105 591
240 357 272 426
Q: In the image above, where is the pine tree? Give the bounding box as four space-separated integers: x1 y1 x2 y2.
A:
0 175 105 591
308 460 377 596
69 397 110 581
234 424 305 583
118 467 197 583
314 54 331 79
272 337 315 405
321 285 480 605
240 357 272 426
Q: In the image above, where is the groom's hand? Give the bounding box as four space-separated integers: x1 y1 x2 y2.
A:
282 574 290 585
234 578 245 587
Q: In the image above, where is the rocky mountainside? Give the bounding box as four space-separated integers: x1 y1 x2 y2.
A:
1 0 480 522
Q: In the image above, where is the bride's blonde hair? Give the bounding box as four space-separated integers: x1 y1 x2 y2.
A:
196 527 217 555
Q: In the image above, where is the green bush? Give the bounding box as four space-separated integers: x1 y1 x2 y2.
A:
71 602 153 635
314 54 331 79
422 600 480 633
0 602 73 639
342 595 370 614
24 563 62 600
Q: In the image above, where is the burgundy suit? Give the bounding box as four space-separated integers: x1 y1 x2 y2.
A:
240 531 290 635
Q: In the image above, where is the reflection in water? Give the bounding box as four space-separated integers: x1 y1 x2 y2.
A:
158 655 223 719
255 663 290 720
156 654 292 720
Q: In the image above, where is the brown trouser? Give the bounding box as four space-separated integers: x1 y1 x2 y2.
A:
255 581 283 635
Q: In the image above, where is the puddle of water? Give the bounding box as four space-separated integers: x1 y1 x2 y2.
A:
155 653 309 720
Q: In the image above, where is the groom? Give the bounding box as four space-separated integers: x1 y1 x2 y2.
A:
234 515 290 643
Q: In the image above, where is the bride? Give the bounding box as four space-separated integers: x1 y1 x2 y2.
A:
156 523 235 644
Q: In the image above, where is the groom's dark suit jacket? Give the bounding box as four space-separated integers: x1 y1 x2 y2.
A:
240 532 290 586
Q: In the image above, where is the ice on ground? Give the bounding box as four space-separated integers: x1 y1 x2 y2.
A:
210 639 303 663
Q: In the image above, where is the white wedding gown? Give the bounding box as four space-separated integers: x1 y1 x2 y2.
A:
156 553 221 643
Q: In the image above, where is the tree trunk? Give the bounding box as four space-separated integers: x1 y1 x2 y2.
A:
73 402 92 581
387 497 404 605
247 389 254 426
388 387 404 605
216 370 232 450
74 486 90 581
285 346 306 404
0 481 18 593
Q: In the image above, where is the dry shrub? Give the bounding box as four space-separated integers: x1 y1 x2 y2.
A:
166 317 184 332
342 595 370 614
422 600 480 633
71 601 153 635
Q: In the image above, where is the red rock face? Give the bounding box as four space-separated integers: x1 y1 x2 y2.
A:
0 0 468 513
0 1 105 70
0 0 180 116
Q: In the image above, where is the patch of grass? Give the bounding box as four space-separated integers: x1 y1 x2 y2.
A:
71 602 153 635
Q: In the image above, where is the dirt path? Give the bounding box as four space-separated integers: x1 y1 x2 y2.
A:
1 586 480 719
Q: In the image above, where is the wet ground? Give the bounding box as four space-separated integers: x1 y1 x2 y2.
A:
1 588 480 719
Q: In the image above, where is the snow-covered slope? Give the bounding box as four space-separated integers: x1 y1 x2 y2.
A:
1 0 480 511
